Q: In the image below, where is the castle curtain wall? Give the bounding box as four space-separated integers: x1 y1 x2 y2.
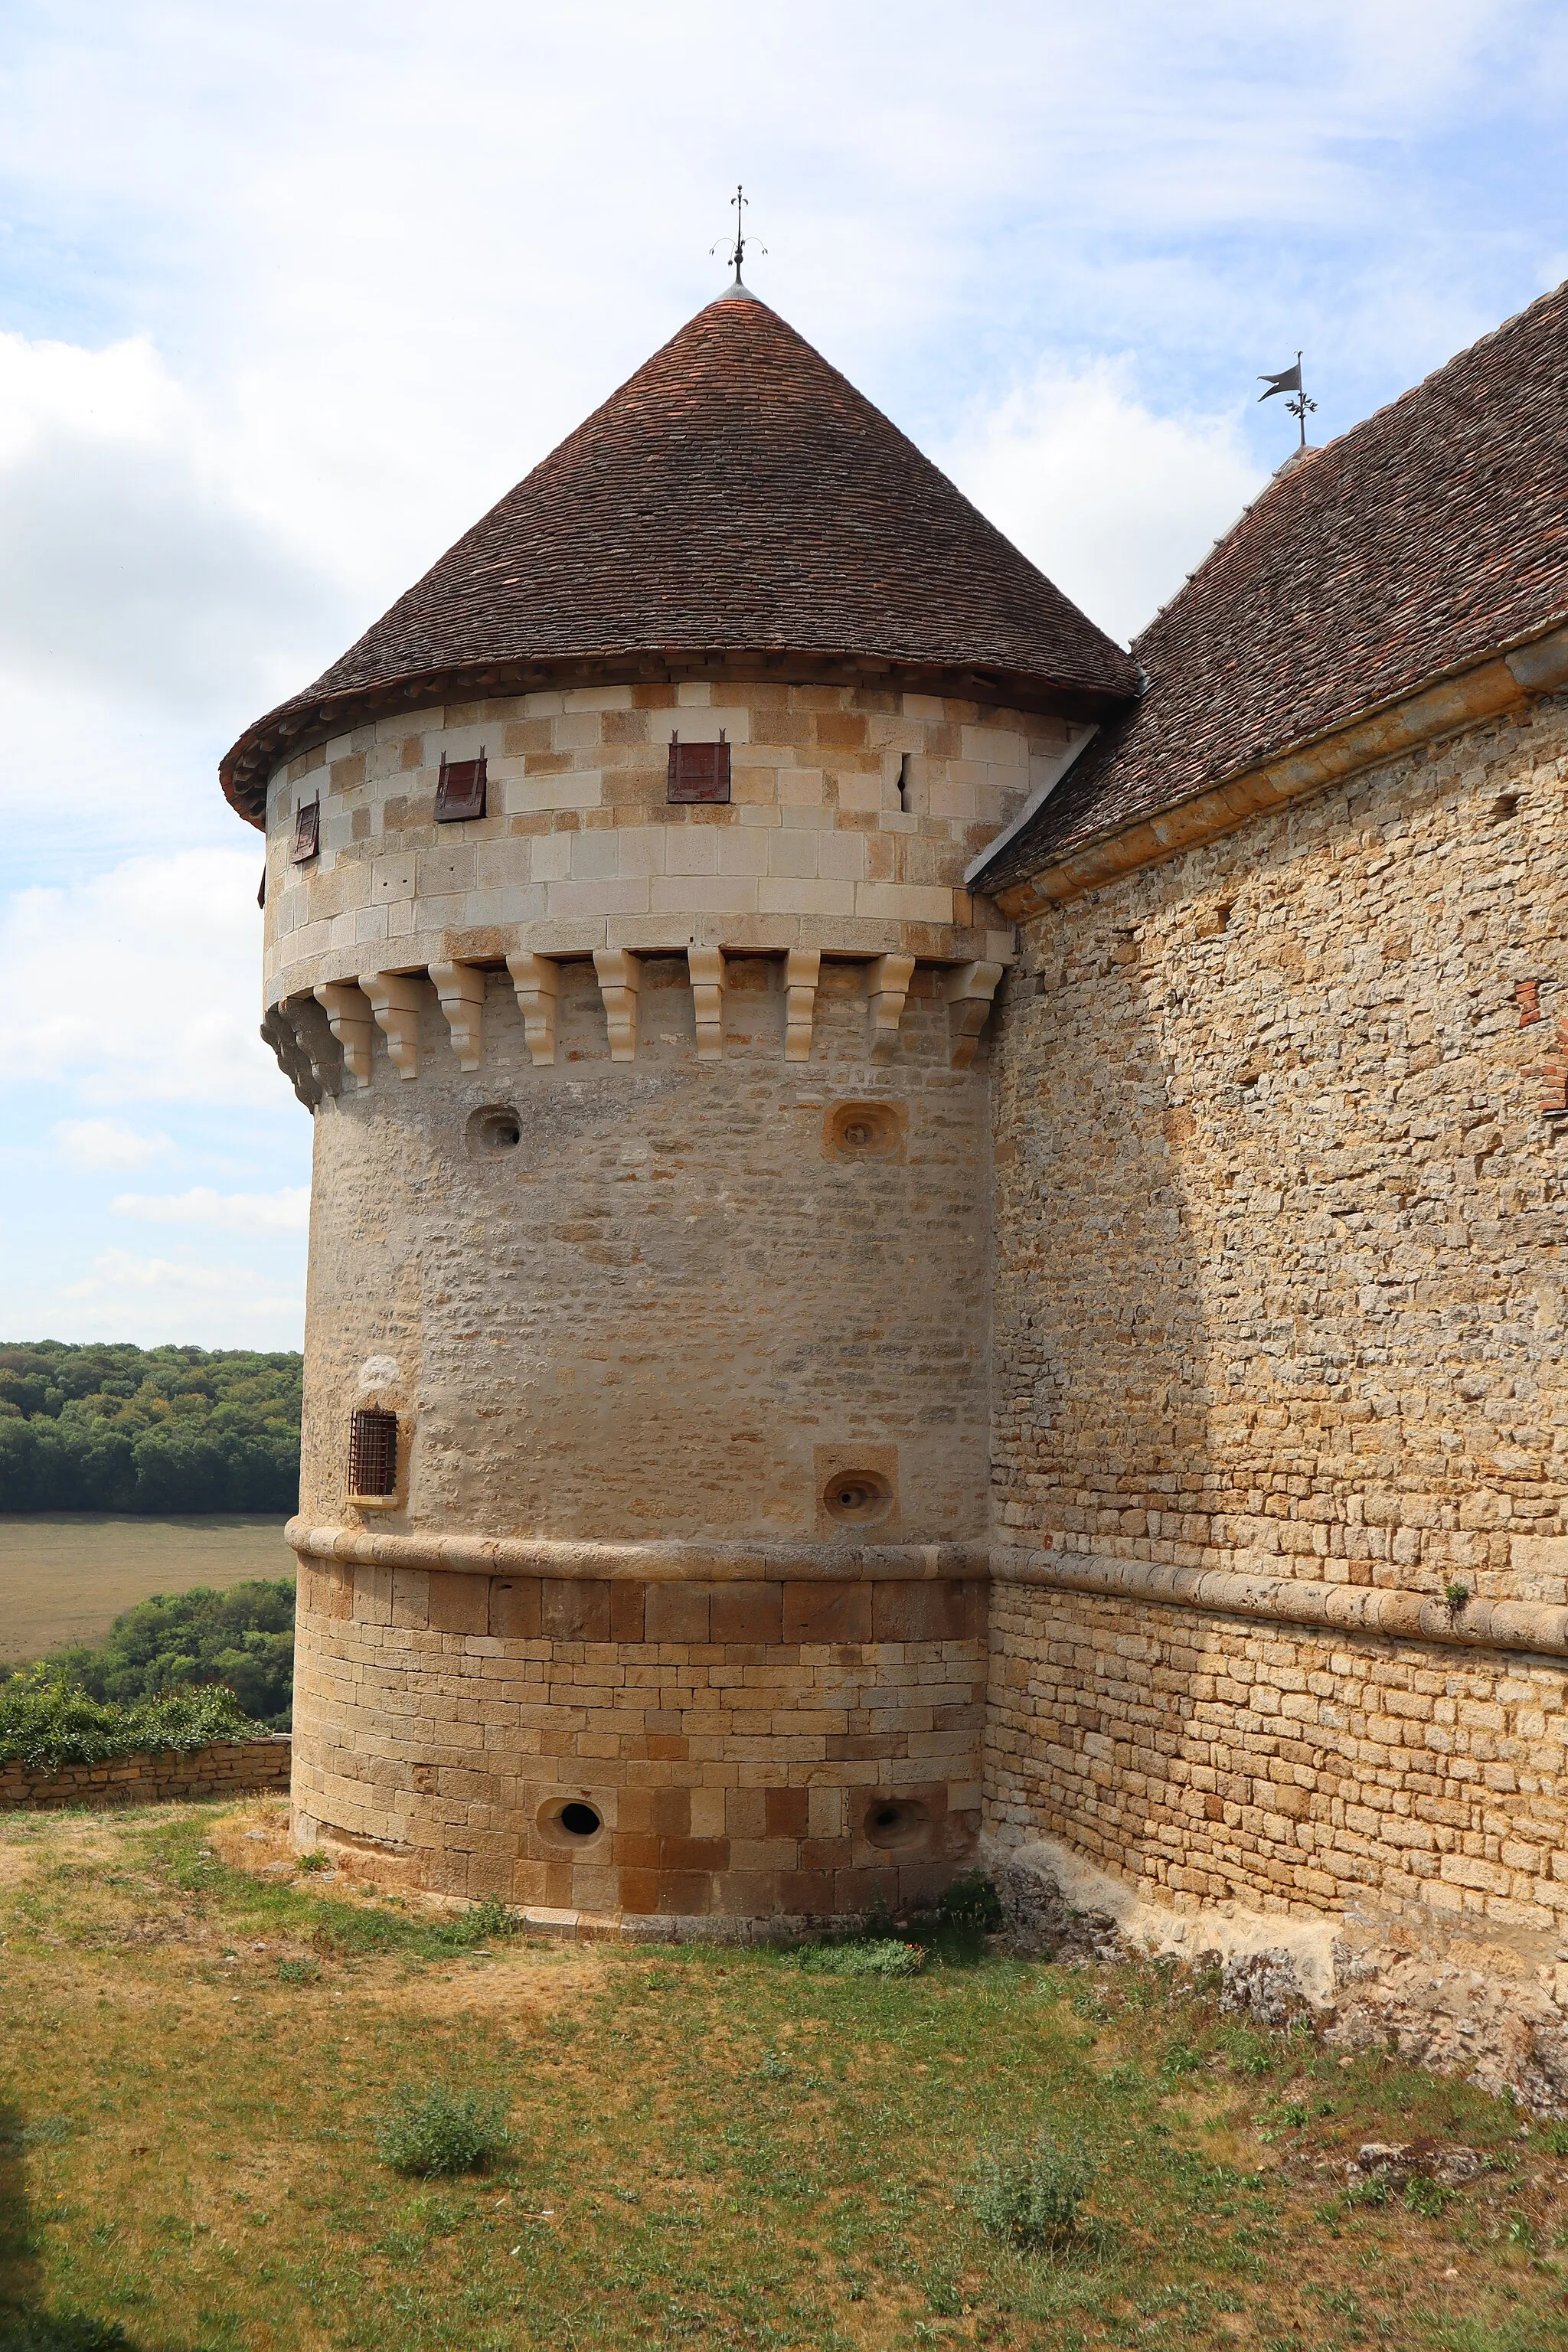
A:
986 691 1568 1933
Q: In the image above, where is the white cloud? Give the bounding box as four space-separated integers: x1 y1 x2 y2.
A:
51 1117 172 1171
60 1249 298 1303
112 1184 310 1234
0 333 343 725
43 1250 305 1348
942 359 1266 647
0 849 277 1108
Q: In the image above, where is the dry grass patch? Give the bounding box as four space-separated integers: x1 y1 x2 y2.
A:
3 1804 1568 2350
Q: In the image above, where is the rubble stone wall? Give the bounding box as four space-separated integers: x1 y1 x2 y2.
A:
987 691 1568 1928
987 1582 1568 1931
0 1737 291 1813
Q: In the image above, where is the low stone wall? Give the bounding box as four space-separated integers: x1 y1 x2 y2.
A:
985 1579 1568 1935
0 1736 291 1813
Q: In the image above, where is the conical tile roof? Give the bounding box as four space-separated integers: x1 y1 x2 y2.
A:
221 286 1139 820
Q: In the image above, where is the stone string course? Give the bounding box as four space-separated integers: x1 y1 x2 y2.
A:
986 1585 1568 1932
986 691 1568 1926
0 1737 291 1813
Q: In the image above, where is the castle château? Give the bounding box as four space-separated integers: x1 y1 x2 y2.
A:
224 269 1568 1951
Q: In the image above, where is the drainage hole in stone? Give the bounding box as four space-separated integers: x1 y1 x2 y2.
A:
559 1802 602 1838
864 1796 929 1850
467 1106 521 1155
823 1468 893 1524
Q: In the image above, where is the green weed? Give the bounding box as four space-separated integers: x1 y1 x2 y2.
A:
796 1937 925 1978
965 2134 1094 2247
373 2081 512 2177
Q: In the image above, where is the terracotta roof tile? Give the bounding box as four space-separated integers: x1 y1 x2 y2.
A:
975 279 1568 895
221 288 1138 821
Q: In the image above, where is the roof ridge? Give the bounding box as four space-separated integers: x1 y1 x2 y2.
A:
1133 277 1568 656
973 275 1568 896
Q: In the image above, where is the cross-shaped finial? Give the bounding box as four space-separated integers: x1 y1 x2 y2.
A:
711 184 765 287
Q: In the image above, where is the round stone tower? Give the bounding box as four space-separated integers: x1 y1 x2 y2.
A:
224 276 1138 1929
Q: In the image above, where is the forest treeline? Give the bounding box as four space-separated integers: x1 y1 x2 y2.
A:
0 1341 302 1513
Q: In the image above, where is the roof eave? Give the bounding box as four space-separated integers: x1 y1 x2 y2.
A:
220 648 1140 826
975 613 1568 912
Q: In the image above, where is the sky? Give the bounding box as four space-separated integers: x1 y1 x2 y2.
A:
1 0 1564 1353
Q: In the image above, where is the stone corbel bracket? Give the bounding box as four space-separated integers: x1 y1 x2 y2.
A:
430 960 485 1070
314 981 375 1089
784 948 820 1063
359 971 423 1080
688 946 725 1060
594 947 641 1063
507 952 559 1067
260 1002 326 1108
867 953 916 1064
945 960 1004 1070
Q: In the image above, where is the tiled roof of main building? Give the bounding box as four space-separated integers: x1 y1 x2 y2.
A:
975 279 1568 897
221 286 1138 822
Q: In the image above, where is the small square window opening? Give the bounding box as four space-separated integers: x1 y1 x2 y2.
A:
435 749 488 823
291 798 321 863
668 732 731 805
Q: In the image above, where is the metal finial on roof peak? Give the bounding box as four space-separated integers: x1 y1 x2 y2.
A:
711 182 765 300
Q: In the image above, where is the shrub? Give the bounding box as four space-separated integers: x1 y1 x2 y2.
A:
374 2082 511 2177
797 1938 926 1979
0 1667 257 1772
937 1872 1004 1933
41 1579 296 1730
965 2135 1094 2247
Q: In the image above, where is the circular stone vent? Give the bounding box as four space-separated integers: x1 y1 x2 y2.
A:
822 1468 893 1527
825 1101 903 1160
467 1105 521 1156
538 1796 605 1847
864 1796 929 1851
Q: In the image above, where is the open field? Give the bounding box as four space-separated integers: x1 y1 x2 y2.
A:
0 1517 292 1662
1 1802 1566 2350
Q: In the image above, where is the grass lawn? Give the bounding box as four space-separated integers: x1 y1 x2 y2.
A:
2 1801 1566 2350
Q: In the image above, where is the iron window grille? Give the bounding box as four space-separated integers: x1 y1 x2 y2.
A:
348 1408 398 1499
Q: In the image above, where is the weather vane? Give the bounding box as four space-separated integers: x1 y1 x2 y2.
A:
711 184 765 288
1258 351 1318 450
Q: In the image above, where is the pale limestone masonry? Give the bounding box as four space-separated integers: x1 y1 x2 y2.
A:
274 688 1006 1917
262 680 1048 1007
985 691 1568 1932
293 1555 984 1916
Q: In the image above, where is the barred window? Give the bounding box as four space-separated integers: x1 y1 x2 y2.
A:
348 1408 398 1498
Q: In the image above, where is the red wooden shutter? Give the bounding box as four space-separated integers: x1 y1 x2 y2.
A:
348 1408 398 1498
435 750 488 822
291 798 321 863
667 732 731 804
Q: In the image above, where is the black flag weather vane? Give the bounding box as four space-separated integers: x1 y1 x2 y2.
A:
1259 351 1318 449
